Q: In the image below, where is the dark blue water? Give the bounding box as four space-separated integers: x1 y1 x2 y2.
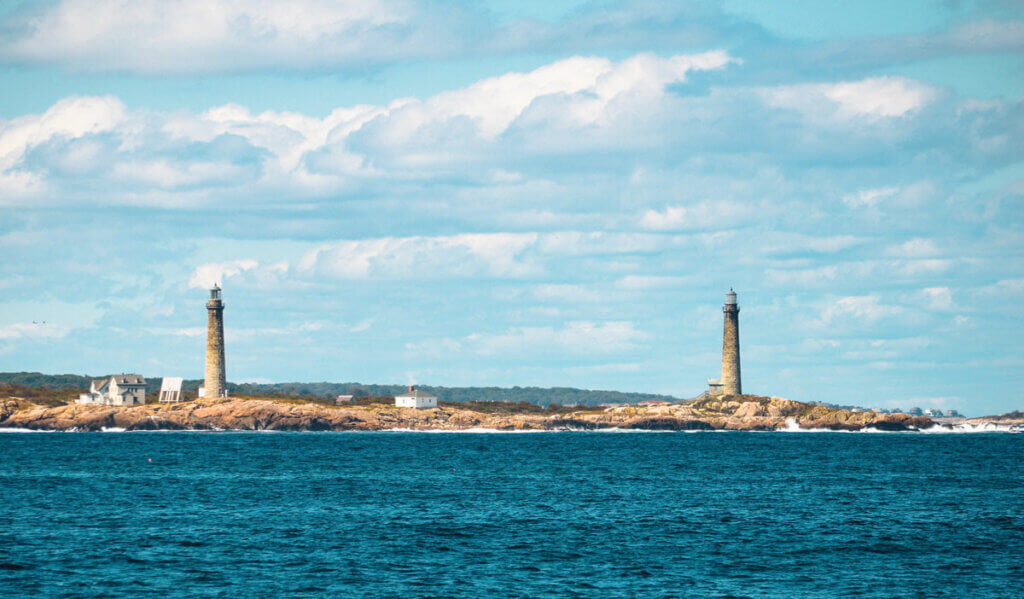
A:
1 432 1022 597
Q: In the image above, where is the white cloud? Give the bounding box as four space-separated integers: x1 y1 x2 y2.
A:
972 278 1024 300
765 266 839 287
763 76 937 120
921 287 956 311
340 51 736 168
0 51 743 205
639 200 749 231
896 258 951 276
532 284 605 303
0 95 126 174
418 321 647 357
299 233 539 279
614 275 688 290
0 322 68 340
188 259 259 288
887 238 941 258
820 295 905 325
843 187 898 208
535 231 678 256
0 0 458 73
761 233 866 254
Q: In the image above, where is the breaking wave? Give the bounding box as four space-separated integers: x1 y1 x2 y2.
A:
781 417 1020 434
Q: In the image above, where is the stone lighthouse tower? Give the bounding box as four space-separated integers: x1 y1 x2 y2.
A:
204 285 227 398
720 288 742 395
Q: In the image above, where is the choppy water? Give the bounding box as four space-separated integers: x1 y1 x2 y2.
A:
1 431 1022 597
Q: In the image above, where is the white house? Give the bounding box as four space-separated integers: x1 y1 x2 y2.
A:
395 385 437 409
78 374 147 406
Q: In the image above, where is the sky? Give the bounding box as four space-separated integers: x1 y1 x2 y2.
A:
0 0 1022 415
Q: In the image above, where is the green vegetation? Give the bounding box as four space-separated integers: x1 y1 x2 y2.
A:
0 382 81 407
239 394 394 407
437 401 604 415
0 372 682 407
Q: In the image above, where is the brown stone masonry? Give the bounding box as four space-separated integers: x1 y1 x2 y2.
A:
721 300 741 395
205 294 226 398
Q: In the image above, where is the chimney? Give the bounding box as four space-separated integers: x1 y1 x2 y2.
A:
408 384 415 392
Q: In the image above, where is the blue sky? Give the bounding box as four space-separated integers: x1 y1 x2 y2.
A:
0 0 1021 415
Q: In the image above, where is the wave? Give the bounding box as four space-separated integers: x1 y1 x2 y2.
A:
780 417 1021 434
380 427 561 434
5 421 1020 434
918 422 1021 434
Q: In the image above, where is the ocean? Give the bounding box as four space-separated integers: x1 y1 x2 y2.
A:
1 431 1021 597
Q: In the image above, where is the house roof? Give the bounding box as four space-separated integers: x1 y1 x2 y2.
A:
111 374 146 386
396 389 437 399
92 379 109 392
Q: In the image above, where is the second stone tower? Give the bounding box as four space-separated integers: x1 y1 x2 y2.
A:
205 284 227 398
721 288 742 395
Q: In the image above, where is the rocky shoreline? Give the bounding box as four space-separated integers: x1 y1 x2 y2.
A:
0 395 941 432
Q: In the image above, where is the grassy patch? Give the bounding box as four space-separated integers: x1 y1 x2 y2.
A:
439 400 604 415
0 383 80 407
239 394 393 407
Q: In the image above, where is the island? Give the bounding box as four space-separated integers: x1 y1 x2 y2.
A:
1 392 941 432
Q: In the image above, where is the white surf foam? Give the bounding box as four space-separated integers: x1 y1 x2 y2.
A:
919 422 1021 434
780 417 1020 434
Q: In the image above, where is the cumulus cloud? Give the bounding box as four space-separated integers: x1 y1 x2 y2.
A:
2 51 1013 215
0 0 476 73
639 200 750 231
188 259 260 288
920 287 956 311
0 95 126 199
761 76 938 120
294 230 705 280
299 233 540 279
970 278 1024 302
887 238 942 258
0 51 748 205
411 321 647 357
820 295 905 325
339 51 736 169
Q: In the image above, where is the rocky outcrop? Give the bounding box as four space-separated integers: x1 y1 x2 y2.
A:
965 411 1024 426
0 394 938 432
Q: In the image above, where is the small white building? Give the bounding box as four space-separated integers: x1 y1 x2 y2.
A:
78 374 147 406
158 377 184 402
395 385 437 409
336 395 354 405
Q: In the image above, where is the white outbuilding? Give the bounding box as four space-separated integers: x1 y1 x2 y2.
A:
395 385 437 409
158 377 184 402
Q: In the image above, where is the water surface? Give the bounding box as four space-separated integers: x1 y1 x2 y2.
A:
1 432 1021 596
